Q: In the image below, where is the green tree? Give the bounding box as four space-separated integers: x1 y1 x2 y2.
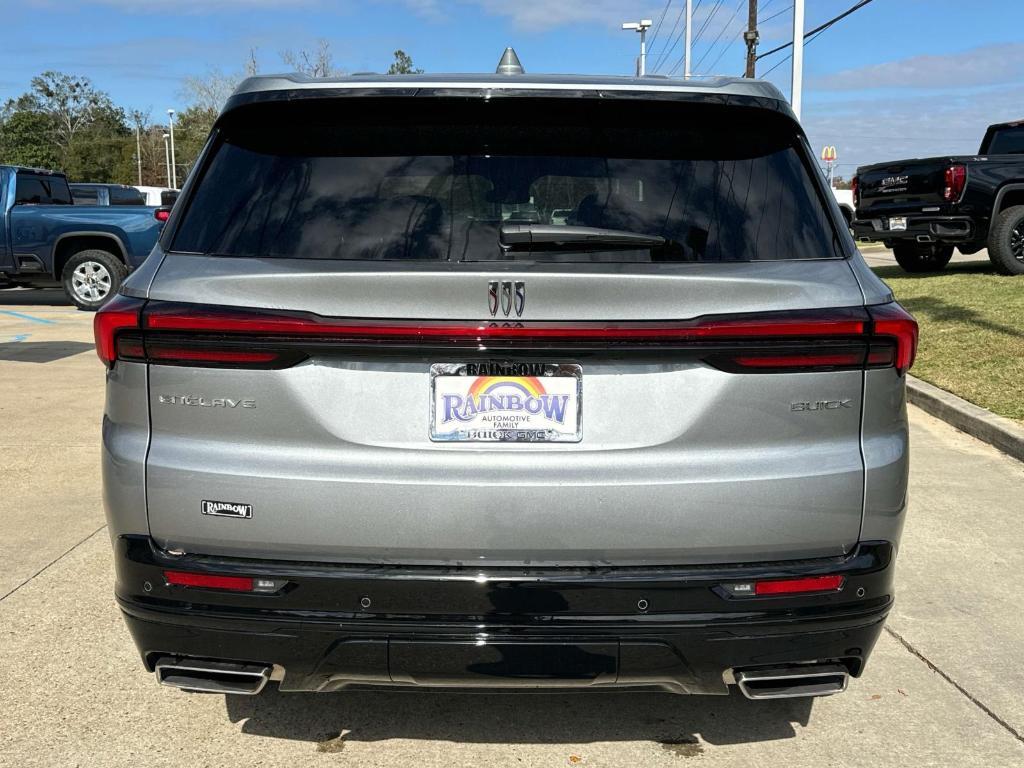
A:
0 110 60 168
173 105 218 180
1 71 128 180
387 50 424 75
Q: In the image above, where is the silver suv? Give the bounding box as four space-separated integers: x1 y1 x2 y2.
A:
97 63 915 700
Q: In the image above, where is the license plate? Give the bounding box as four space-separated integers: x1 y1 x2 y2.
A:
888 216 907 231
430 363 582 442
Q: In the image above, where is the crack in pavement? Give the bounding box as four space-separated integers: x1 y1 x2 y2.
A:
0 524 107 603
885 625 1024 745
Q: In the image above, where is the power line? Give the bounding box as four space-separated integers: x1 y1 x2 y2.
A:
668 0 721 75
650 3 687 73
646 0 674 52
756 0 874 61
691 0 726 49
704 28 744 75
652 0 702 74
693 0 746 73
760 2 793 25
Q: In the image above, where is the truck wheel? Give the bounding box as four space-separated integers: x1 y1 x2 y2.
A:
61 249 127 310
987 205 1024 275
892 243 953 273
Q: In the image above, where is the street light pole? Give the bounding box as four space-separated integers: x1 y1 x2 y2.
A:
684 0 692 79
166 109 177 189
791 0 805 119
163 133 171 188
135 122 143 185
622 19 653 76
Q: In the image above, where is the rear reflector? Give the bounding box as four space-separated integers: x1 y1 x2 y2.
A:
164 571 254 592
754 575 845 595
729 352 864 369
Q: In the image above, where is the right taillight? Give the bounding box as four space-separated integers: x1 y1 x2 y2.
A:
851 175 859 209
868 302 918 374
943 164 967 202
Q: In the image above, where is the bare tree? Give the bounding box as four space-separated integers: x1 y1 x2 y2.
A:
179 69 242 113
280 39 343 78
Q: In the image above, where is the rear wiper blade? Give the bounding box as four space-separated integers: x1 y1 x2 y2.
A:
499 224 666 251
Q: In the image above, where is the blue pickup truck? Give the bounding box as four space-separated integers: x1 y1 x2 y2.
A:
0 165 166 309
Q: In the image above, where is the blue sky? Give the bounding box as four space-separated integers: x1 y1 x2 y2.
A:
4 0 1023 174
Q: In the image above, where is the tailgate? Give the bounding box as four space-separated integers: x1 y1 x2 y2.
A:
857 157 963 215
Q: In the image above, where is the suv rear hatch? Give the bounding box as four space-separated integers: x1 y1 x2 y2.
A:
138 93 871 566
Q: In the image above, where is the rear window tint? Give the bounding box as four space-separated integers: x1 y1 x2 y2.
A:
986 125 1024 155
16 174 72 205
172 98 839 262
110 186 146 205
71 186 100 205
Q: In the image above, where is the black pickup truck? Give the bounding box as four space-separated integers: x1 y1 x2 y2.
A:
852 119 1024 274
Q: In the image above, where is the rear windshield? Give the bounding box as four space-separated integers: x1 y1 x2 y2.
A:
71 186 100 205
16 174 72 205
171 98 838 262
986 124 1024 155
110 186 147 205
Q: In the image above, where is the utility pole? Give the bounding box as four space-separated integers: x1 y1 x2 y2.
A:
791 0 805 119
743 0 759 78
622 19 653 76
135 121 143 185
684 0 693 78
166 109 177 189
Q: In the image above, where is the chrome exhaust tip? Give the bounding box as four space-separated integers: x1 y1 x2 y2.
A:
734 664 849 700
154 657 272 695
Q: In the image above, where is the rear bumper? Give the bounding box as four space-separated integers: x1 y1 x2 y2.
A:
853 214 977 244
115 536 894 695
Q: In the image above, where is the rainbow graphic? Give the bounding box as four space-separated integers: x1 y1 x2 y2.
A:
466 376 547 401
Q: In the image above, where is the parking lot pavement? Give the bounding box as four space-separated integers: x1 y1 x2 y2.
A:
858 244 991 270
2 291 1023 767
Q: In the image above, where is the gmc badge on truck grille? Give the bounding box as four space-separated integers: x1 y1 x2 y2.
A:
201 500 253 519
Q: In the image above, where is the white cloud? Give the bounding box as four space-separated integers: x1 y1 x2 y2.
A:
802 84 1024 175
811 42 1024 91
396 1 666 30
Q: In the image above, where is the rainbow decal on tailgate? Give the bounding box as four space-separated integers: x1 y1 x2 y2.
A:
430 364 582 442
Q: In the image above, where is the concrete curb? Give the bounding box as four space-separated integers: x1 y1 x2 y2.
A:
907 375 1024 462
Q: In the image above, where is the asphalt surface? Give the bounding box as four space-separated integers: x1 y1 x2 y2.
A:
1 284 1023 767
858 244 990 269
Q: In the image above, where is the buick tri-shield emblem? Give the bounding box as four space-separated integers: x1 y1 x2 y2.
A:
488 281 525 317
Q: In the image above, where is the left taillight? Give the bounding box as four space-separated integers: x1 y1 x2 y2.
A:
943 164 967 202
94 294 145 367
154 207 171 223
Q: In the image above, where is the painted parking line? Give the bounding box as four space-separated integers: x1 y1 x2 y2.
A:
0 310 57 324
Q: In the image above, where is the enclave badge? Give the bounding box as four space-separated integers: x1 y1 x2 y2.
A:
201 500 253 519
